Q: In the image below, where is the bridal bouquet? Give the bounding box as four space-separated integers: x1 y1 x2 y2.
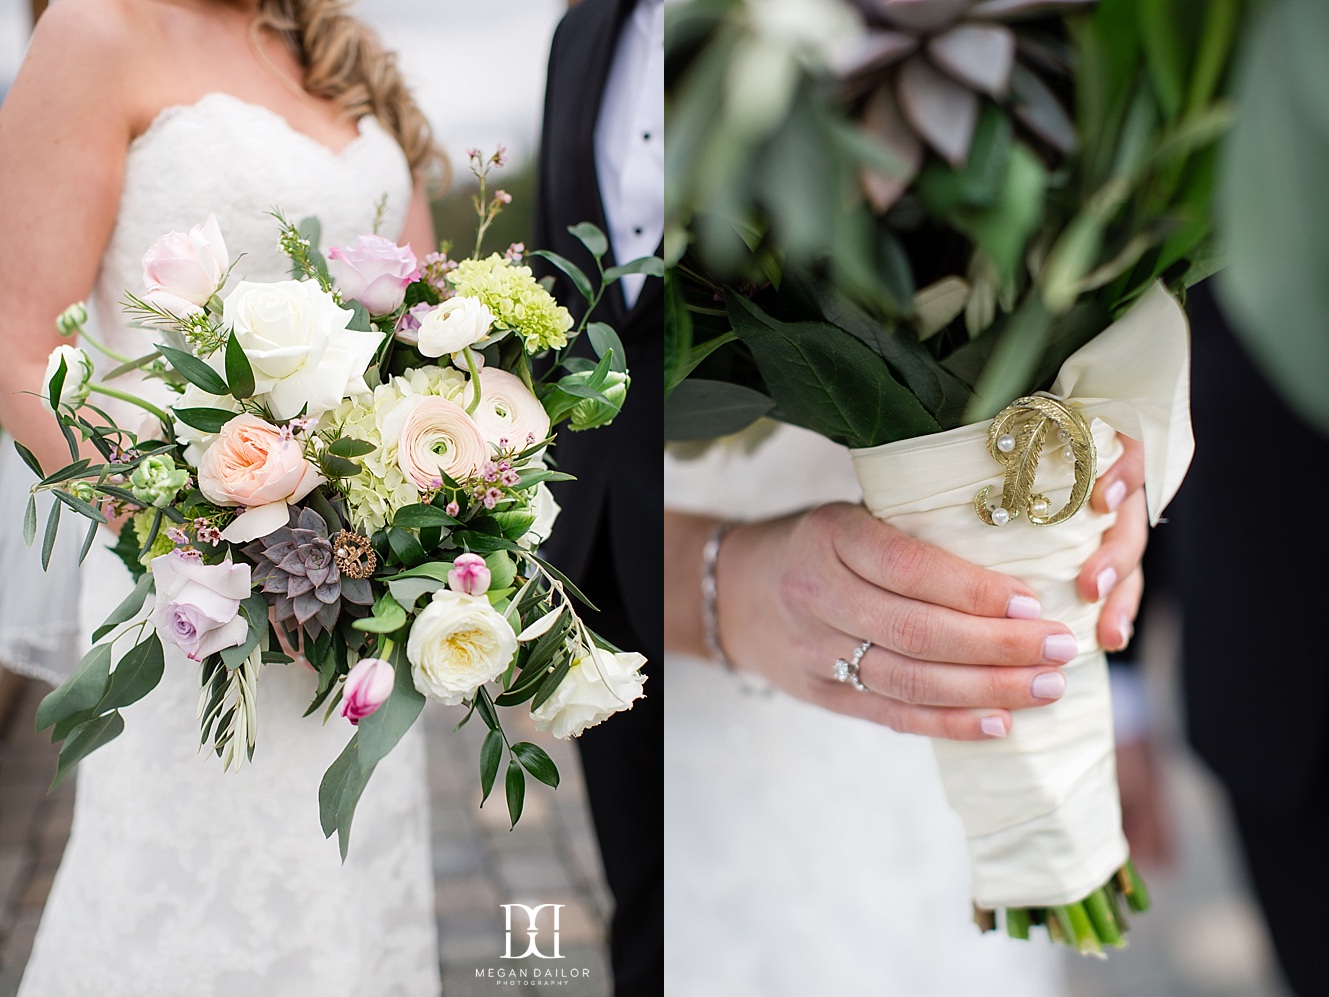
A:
666 0 1248 953
22 149 660 856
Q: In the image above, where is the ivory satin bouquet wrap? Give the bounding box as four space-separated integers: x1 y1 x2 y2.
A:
666 0 1250 952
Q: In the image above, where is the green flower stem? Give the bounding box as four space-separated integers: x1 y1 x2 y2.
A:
1005 907 1031 940
378 637 396 660
997 861 1148 957
461 348 483 415
76 329 134 365
1084 887 1125 948
1121 858 1152 913
88 383 172 426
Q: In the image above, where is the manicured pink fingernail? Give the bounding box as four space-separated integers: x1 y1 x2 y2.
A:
1043 633 1079 663
1007 595 1042 620
980 716 1008 738
1031 672 1066 700
978 717 1004 744
1120 615 1134 646
1095 567 1118 600
1105 480 1127 512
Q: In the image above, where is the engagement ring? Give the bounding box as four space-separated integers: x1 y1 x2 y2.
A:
833 639 873 692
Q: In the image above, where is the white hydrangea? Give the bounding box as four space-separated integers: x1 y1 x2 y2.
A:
323 365 468 533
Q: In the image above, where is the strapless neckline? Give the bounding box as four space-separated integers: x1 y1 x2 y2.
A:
129 91 376 161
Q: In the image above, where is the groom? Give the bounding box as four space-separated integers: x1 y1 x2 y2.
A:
534 0 663 994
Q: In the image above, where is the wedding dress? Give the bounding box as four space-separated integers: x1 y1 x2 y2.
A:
17 93 441 996
664 423 1064 996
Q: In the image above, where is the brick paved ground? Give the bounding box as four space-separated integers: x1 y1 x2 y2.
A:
0 674 611 997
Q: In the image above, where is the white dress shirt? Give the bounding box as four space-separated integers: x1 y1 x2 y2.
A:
594 0 664 310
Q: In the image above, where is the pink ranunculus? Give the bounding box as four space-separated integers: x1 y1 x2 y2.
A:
197 414 325 542
340 656 396 725
149 550 251 662
396 396 489 489
447 553 491 596
462 367 551 450
142 213 229 315
327 234 420 316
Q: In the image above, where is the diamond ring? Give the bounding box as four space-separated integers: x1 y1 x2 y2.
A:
833 639 873 692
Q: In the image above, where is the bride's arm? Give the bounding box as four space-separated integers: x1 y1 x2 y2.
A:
0 1 136 471
397 184 436 261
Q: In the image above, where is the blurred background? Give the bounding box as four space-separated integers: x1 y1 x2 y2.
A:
0 2 617 996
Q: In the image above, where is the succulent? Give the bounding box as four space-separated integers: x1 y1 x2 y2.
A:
844 0 1091 210
246 508 373 636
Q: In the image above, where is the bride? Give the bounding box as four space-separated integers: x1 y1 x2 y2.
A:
0 0 443 992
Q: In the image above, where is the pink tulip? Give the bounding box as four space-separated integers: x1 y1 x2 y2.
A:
340 657 396 725
448 553 491 596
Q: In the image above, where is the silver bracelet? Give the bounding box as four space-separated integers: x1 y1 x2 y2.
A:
700 520 738 671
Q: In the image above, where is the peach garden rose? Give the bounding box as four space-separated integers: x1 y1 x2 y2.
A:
197 414 324 542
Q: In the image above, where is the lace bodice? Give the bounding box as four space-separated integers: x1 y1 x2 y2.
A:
17 94 440 997
92 92 412 404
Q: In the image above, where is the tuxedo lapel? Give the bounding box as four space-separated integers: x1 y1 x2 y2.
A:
574 0 638 328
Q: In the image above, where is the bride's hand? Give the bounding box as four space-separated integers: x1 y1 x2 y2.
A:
676 506 1081 741
1078 434 1148 653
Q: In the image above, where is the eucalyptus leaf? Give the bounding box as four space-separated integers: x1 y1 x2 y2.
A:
51 711 124 789
587 322 628 373
568 221 609 260
14 440 44 478
23 495 36 547
97 633 165 712
35 643 113 732
92 568 154 642
41 497 62 570
328 437 377 459
529 250 594 303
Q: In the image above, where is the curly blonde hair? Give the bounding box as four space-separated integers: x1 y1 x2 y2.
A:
243 0 447 185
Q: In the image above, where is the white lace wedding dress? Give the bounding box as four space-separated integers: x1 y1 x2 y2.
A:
17 93 441 997
664 424 1064 996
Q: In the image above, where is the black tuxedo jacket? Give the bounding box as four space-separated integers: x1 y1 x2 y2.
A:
533 0 662 659
1171 284 1329 811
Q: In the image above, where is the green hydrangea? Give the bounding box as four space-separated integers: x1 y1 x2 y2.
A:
132 509 176 565
322 365 468 533
447 254 573 354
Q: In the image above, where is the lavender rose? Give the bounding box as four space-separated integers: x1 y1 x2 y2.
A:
327 234 419 315
149 551 251 662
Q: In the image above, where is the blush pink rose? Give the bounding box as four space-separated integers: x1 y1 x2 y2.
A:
149 550 251 662
142 213 229 315
396 396 489 489
197 414 324 542
327 234 419 316
340 656 396 725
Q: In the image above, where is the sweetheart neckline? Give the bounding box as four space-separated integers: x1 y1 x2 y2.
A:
128 91 376 160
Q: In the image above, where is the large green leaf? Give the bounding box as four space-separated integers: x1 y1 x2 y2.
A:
727 294 939 449
97 633 165 712
51 711 124 789
35 642 113 732
318 646 425 859
663 379 773 441
1217 0 1329 436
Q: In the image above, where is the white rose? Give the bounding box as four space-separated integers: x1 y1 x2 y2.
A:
521 483 561 548
222 279 382 419
532 645 647 739
406 589 518 706
42 344 94 412
416 295 494 358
